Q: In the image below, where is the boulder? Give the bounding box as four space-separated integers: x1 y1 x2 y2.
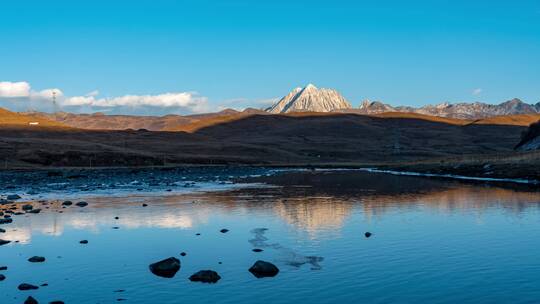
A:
75 201 88 207
6 194 21 200
189 270 221 283
0 239 11 246
149 257 181 278
28 256 46 263
24 296 38 304
248 260 279 278
0 218 12 224
21 204 33 211
18 283 39 290
62 201 73 206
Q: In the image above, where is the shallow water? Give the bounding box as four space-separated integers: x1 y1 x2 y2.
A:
1 170 540 303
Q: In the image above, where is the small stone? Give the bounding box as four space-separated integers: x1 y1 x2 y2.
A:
75 201 88 207
28 256 46 263
149 257 181 278
80 240 88 244
0 239 11 246
18 283 39 290
248 260 279 278
24 296 38 304
252 249 263 252
189 270 221 283
365 232 372 238
220 229 229 233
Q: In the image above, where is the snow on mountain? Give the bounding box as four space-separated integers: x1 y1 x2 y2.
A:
266 84 352 113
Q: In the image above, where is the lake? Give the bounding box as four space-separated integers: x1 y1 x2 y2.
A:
1 169 540 303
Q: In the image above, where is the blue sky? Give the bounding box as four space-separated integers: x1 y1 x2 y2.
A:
1 0 539 114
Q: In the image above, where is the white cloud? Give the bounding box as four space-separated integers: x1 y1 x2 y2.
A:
0 81 31 97
0 80 209 115
472 88 483 96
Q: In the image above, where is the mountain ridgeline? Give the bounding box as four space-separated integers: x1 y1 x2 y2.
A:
266 84 540 119
266 84 352 113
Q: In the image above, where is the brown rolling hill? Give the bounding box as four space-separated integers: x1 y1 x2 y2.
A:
0 107 536 171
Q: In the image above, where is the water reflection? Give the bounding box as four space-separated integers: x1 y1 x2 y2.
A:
3 171 540 244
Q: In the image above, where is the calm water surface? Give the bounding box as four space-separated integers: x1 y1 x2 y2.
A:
1 170 540 303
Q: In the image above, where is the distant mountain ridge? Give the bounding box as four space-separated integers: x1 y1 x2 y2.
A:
351 98 540 119
268 84 539 119
266 84 352 113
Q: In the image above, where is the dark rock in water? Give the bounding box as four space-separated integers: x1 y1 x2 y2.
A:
28 209 41 214
114 216 119 220
248 260 279 278
75 201 88 207
22 204 33 211
18 283 39 290
0 266 7 270
62 201 73 206
28 256 46 263
0 274 5 281
112 226 119 229
41 283 48 286
49 301 65 304
0 228 6 233
142 203 148 207
80 240 88 244
24 296 38 304
0 239 11 246
252 249 263 252
220 229 229 233
7 194 21 200
365 232 372 238
0 218 13 224
180 252 186 256
14 212 24 215
149 257 181 278
195 233 201 236
189 270 221 283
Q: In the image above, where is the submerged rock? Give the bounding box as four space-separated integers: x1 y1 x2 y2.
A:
18 283 39 290
0 274 5 281
0 266 7 270
80 240 88 244
75 201 88 207
248 260 279 278
24 296 38 304
49 301 65 304
180 252 186 256
252 249 263 252
149 257 181 278
7 194 21 200
28 256 46 263
0 239 11 246
220 229 229 233
365 232 372 238
189 270 221 283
